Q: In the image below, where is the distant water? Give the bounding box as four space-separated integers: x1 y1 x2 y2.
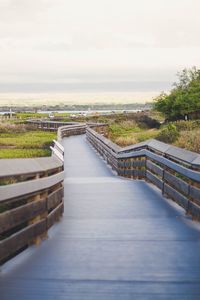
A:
0 109 141 115
38 109 141 114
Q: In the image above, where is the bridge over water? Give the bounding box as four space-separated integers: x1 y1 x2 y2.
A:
1 126 200 299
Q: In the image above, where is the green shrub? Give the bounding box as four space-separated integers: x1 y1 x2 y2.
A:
157 123 179 143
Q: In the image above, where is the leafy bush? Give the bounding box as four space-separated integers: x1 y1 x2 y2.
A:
157 123 179 143
154 67 200 120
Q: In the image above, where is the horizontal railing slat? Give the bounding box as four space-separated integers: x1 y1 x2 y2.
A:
189 185 200 203
0 171 64 202
164 183 189 209
146 170 163 190
47 202 64 229
0 199 46 234
0 219 46 261
164 171 189 196
47 187 64 210
0 156 63 178
146 160 164 177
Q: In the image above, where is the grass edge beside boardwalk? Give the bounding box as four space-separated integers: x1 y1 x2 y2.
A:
0 148 51 159
0 129 56 159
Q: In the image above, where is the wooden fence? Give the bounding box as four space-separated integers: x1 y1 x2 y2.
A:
86 127 200 221
27 119 80 131
0 141 64 264
0 123 88 264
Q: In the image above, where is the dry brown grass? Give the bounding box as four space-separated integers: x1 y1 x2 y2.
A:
175 130 200 153
0 122 27 133
114 129 159 146
115 136 138 146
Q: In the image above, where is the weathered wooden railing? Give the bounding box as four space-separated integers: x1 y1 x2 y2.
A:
87 127 200 221
57 123 87 141
0 122 89 265
0 122 104 264
57 122 107 142
0 141 64 264
3 120 197 265
27 119 81 131
27 119 107 134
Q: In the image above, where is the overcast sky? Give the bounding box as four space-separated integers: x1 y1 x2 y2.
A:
0 0 200 94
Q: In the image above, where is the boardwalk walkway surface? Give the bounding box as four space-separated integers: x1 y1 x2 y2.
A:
1 135 200 299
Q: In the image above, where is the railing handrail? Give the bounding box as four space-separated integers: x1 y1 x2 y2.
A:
27 119 79 125
86 126 200 221
0 121 88 264
0 171 65 202
0 156 63 179
53 140 64 153
86 127 200 169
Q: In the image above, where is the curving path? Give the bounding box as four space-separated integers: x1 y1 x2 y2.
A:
1 135 200 299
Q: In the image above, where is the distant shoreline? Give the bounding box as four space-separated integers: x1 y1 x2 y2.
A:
0 102 152 113
0 109 143 115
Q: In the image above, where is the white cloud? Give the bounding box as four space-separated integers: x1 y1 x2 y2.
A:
0 0 200 93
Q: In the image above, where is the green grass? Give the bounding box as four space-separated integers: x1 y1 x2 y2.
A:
106 120 159 146
111 129 159 146
0 131 56 149
0 148 51 159
16 112 49 119
0 130 56 158
133 129 159 142
16 112 71 119
109 124 141 136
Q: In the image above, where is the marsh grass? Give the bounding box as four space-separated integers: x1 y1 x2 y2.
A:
114 129 159 146
175 129 200 153
0 131 56 148
106 118 200 153
0 148 51 158
107 119 159 146
0 129 56 158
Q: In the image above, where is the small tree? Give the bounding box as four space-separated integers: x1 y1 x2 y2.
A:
157 123 179 143
154 67 200 120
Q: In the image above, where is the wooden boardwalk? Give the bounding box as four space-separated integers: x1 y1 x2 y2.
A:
1 135 200 299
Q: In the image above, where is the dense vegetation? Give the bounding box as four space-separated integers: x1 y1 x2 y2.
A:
154 67 200 120
102 114 200 154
